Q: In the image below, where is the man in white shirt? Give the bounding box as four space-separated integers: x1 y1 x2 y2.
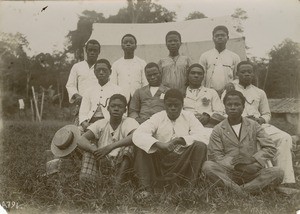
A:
199 26 240 96
111 34 147 101
78 94 139 184
66 39 101 124
79 59 123 131
132 89 208 201
183 63 225 127
227 61 295 184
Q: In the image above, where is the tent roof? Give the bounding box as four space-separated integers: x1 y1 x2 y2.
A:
90 16 243 45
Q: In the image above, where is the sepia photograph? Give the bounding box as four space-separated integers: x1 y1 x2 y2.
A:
0 0 300 213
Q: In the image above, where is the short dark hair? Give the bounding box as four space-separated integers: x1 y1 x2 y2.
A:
164 88 184 103
165 31 182 43
237 61 254 73
94 59 111 72
223 90 245 107
85 39 101 51
121 34 137 45
109 94 127 106
187 63 205 76
145 62 160 72
212 25 229 36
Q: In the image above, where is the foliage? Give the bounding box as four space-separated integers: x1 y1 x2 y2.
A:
66 0 176 60
185 11 207 20
231 8 248 33
250 56 269 89
265 39 300 98
1 120 299 213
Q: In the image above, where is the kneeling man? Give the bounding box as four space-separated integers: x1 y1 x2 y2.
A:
203 90 283 194
132 89 208 199
78 94 139 184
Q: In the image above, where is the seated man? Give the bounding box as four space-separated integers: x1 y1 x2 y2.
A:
78 94 139 184
129 62 170 124
223 61 295 184
132 89 208 200
79 59 123 131
183 63 225 127
203 90 283 195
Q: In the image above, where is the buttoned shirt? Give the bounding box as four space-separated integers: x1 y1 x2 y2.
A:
79 82 123 125
232 82 271 123
132 110 210 153
199 48 240 92
111 56 147 99
183 86 225 116
208 117 276 170
129 84 169 121
88 117 139 157
66 60 99 103
158 55 192 94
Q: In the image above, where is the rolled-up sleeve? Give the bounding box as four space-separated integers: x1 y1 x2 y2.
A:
66 65 79 103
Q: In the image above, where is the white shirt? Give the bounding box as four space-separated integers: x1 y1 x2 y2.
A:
231 81 271 123
199 48 240 92
132 110 210 153
231 123 242 138
79 82 123 125
184 86 225 116
111 56 147 99
88 117 139 157
65 61 99 103
149 86 159 97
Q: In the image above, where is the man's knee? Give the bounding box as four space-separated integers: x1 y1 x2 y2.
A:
202 161 219 174
193 141 207 152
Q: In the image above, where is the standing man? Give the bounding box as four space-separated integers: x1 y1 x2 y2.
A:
227 61 295 184
129 62 169 124
66 39 101 124
111 34 147 102
199 26 240 96
132 89 208 201
203 90 283 195
158 31 192 95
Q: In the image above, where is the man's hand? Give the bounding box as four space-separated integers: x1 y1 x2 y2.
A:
232 154 256 166
81 121 90 131
155 138 186 153
234 163 262 174
246 116 265 125
72 93 82 105
93 144 115 160
196 113 210 125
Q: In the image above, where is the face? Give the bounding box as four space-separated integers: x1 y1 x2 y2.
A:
224 95 244 119
213 30 228 46
165 98 183 120
166 34 181 52
86 43 100 62
108 99 126 118
145 66 161 87
188 67 204 87
121 36 136 53
237 64 254 86
94 63 110 85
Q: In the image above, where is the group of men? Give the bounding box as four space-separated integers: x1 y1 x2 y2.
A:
50 25 296 201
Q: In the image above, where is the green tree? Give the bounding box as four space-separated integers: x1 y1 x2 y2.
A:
185 11 207 20
66 0 176 60
265 39 300 98
231 8 248 33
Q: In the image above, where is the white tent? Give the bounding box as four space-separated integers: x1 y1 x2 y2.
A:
88 16 246 64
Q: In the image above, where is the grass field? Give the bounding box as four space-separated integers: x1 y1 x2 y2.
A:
0 119 300 214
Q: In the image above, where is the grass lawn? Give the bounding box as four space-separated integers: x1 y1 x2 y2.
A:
0 119 300 214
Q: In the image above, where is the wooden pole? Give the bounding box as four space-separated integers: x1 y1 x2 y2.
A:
32 86 41 122
40 91 45 122
30 99 35 121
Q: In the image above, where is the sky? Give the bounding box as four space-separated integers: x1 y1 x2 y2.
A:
0 0 300 58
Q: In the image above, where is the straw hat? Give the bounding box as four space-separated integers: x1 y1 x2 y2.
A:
51 125 80 157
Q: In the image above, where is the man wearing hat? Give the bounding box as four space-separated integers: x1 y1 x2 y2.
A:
77 94 139 184
183 63 226 128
